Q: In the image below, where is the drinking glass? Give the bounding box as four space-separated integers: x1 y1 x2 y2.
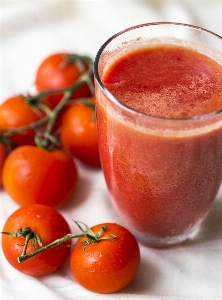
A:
94 22 222 246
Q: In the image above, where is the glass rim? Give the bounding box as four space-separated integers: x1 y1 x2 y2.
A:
94 22 222 121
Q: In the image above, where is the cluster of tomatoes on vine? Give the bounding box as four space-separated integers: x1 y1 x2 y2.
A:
0 52 100 207
0 52 141 294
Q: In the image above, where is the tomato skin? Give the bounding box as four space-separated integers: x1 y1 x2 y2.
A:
2 145 78 207
59 99 101 167
35 53 93 105
0 142 7 186
70 223 140 294
1 204 71 276
44 93 64 109
0 95 49 146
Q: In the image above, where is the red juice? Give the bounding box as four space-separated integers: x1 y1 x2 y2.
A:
96 43 222 244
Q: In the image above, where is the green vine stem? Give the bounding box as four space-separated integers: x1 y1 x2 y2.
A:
1 221 117 263
0 55 94 151
0 131 14 155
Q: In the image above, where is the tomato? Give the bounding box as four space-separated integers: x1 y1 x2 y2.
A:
43 93 64 109
59 98 100 167
0 141 7 186
0 95 50 146
35 53 93 107
70 223 140 294
1 204 71 276
2 145 78 207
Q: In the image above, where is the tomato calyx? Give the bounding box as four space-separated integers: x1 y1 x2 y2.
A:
1 221 117 263
1 227 43 257
74 221 117 250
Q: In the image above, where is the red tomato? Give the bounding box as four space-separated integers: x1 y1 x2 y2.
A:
0 141 7 186
2 145 78 207
43 93 64 109
1 204 71 276
59 98 100 167
35 53 93 106
70 223 140 294
0 95 50 146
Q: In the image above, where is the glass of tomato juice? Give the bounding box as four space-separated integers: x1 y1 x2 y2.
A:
94 22 222 246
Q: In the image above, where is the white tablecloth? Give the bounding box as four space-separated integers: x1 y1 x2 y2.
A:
1 1 222 299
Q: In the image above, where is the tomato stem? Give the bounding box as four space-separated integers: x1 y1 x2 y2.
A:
3 116 49 138
1 221 117 263
0 131 14 155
